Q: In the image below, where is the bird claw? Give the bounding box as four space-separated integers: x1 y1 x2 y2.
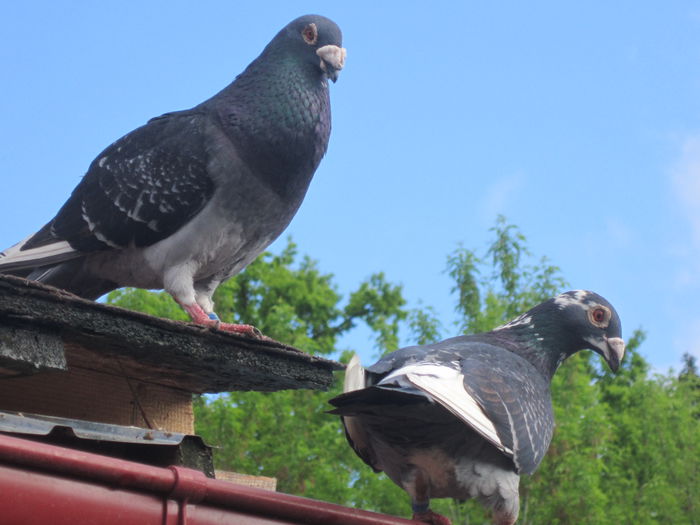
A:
412 510 452 525
179 302 263 338
216 322 264 339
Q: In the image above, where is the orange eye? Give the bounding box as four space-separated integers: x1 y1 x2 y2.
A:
589 307 608 326
302 23 318 45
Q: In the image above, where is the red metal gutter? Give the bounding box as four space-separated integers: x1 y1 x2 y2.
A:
0 433 416 525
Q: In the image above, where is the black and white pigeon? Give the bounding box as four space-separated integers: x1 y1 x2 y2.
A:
329 290 625 525
0 15 345 336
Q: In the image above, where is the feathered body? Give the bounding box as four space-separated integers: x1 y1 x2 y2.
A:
0 15 345 333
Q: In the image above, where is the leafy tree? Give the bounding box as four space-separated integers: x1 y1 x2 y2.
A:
590 333 700 525
679 352 700 423
680 352 699 380
447 215 567 335
107 287 189 321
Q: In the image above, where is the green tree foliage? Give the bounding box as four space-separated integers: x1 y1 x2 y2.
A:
107 220 700 524
108 287 189 321
447 216 567 334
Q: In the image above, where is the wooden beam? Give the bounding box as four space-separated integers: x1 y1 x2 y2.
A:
0 274 342 393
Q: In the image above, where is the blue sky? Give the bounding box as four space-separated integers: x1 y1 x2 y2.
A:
1 2 699 371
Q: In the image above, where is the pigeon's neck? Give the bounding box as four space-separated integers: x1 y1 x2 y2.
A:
491 316 576 381
208 52 332 202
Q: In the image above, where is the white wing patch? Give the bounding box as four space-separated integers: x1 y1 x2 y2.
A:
339 354 371 467
343 353 366 393
380 363 513 456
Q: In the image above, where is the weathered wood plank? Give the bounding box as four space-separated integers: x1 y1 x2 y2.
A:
0 274 342 392
0 326 66 376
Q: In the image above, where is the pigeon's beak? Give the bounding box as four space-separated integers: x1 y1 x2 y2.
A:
602 336 626 373
317 45 346 83
585 335 625 372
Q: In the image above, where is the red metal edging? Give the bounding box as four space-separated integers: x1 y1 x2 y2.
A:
0 433 416 525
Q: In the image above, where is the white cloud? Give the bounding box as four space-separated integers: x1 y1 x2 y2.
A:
604 217 635 247
480 173 524 219
671 135 700 248
667 136 700 363
669 135 700 290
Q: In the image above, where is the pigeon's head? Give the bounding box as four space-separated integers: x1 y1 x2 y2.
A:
552 290 625 372
270 15 346 83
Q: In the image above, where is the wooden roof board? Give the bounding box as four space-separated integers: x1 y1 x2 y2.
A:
0 274 342 393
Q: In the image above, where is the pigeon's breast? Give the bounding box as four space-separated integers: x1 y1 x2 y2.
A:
137 181 285 286
218 81 331 203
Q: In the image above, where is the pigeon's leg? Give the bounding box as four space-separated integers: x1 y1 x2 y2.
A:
411 508 452 525
178 300 262 337
491 511 517 525
192 282 255 333
166 270 261 337
405 469 452 525
489 496 518 525
481 468 519 525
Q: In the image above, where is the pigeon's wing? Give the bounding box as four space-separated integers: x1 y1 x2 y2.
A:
24 110 217 253
457 347 554 474
373 342 554 475
379 362 509 455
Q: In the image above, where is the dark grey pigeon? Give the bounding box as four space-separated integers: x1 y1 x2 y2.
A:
329 290 625 525
0 15 345 336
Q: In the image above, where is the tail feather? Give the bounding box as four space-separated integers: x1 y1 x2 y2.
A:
29 260 117 299
329 358 434 474
0 233 81 273
0 235 116 300
331 354 380 472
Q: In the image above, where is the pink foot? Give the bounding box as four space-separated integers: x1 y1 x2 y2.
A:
412 510 452 525
213 321 262 338
179 302 262 338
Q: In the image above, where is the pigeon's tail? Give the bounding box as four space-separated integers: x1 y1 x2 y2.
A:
329 384 431 416
332 355 433 415
328 378 437 474
29 260 118 300
0 235 116 300
0 233 80 274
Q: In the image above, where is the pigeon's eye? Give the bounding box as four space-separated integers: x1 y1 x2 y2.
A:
588 306 609 327
302 23 318 45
